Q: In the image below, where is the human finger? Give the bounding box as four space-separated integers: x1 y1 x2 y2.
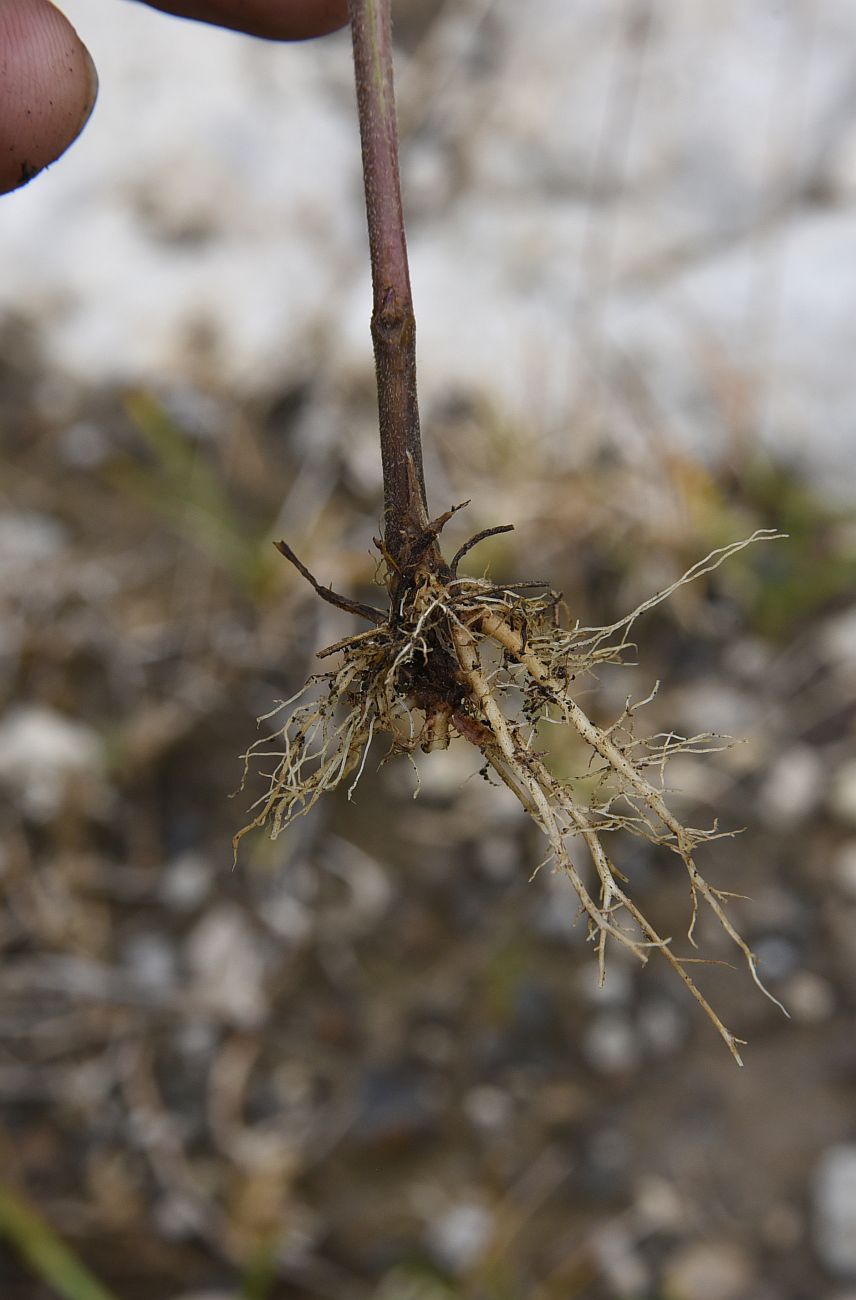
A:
137 0 349 41
0 0 98 194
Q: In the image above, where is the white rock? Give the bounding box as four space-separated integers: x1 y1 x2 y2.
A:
185 905 267 1028
0 512 66 574
0 706 102 819
158 851 212 911
638 998 686 1056
427 1201 493 1273
0 0 357 393
321 837 392 933
759 745 824 827
262 894 312 944
591 1221 649 1299
607 212 856 497
533 865 588 944
780 971 835 1024
814 1145 856 1276
677 683 760 737
583 1013 640 1076
463 1084 513 1132
0 0 854 498
753 934 799 981
152 1193 210 1242
634 1176 685 1233
578 958 634 1008
663 1241 755 1300
123 932 176 991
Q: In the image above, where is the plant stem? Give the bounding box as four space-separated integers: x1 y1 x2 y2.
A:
348 0 429 565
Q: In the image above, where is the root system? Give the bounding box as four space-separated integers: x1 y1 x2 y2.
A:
236 518 786 1064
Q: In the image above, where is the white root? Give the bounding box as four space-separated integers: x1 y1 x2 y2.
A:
237 533 787 1060
477 608 788 1022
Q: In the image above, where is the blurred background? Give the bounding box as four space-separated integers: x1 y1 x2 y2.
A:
1 0 855 1297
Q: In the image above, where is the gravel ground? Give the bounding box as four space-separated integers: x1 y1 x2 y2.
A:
1 2 856 1298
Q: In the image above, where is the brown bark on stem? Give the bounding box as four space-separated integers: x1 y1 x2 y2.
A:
348 0 430 567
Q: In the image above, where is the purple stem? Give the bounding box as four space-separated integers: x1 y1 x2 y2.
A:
348 0 429 564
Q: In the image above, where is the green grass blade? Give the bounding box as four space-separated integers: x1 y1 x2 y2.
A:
0 1185 119 1300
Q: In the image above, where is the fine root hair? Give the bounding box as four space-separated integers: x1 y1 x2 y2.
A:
236 527 786 1063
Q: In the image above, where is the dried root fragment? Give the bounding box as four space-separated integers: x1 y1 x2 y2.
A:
236 525 786 1063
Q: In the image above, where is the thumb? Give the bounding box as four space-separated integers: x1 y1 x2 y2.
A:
0 0 98 195
138 0 349 41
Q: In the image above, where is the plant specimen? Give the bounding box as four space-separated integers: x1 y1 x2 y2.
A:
236 0 785 1063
